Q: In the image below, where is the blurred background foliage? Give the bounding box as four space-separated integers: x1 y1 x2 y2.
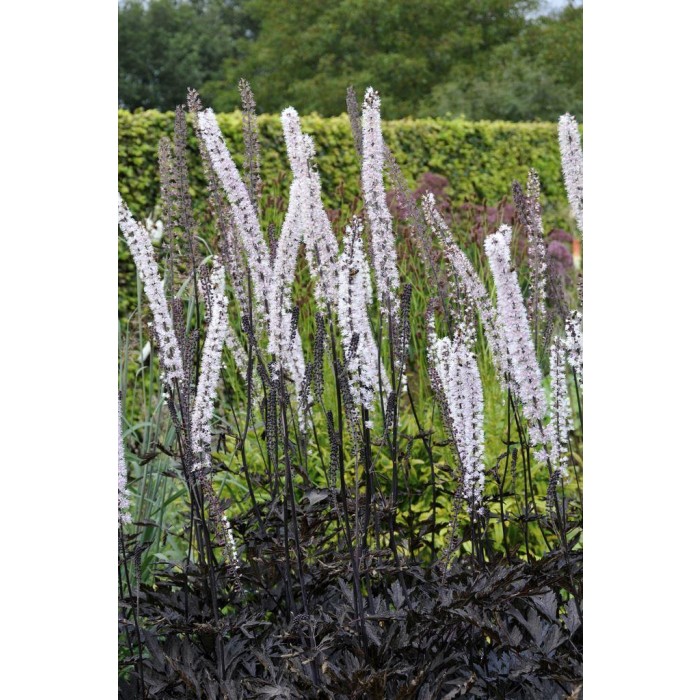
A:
119 0 582 121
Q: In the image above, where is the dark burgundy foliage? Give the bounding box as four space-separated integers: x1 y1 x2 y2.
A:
120 508 582 699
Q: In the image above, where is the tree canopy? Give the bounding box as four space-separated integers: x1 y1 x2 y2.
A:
118 0 252 110
119 0 582 121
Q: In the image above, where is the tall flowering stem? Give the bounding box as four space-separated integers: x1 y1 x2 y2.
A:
361 87 399 317
190 258 229 474
197 108 271 316
422 193 511 389
565 310 583 389
485 225 548 449
199 105 309 405
188 89 252 323
118 195 184 384
198 263 251 386
281 108 340 308
427 311 486 514
549 336 573 479
264 109 321 402
338 217 387 410
238 78 262 206
558 113 583 234
346 86 364 158
266 179 304 374
190 258 242 584
118 394 131 525
513 170 547 327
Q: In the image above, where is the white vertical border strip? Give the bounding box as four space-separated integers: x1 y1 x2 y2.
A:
0 1 116 697
587 1 700 695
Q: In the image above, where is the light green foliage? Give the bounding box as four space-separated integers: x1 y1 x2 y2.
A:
118 110 569 219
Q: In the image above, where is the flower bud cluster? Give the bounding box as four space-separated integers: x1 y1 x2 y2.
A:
513 170 547 319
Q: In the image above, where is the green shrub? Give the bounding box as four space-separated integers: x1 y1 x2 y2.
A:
118 109 569 218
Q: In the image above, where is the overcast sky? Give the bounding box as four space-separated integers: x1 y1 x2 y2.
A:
526 0 582 17
538 0 583 13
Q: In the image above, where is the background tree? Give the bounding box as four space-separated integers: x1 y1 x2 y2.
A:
426 3 583 120
218 0 538 117
119 0 582 121
118 0 254 110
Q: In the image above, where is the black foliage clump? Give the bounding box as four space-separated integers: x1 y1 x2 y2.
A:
120 537 581 699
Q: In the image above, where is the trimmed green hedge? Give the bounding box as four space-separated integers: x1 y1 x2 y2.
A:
118 109 569 218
